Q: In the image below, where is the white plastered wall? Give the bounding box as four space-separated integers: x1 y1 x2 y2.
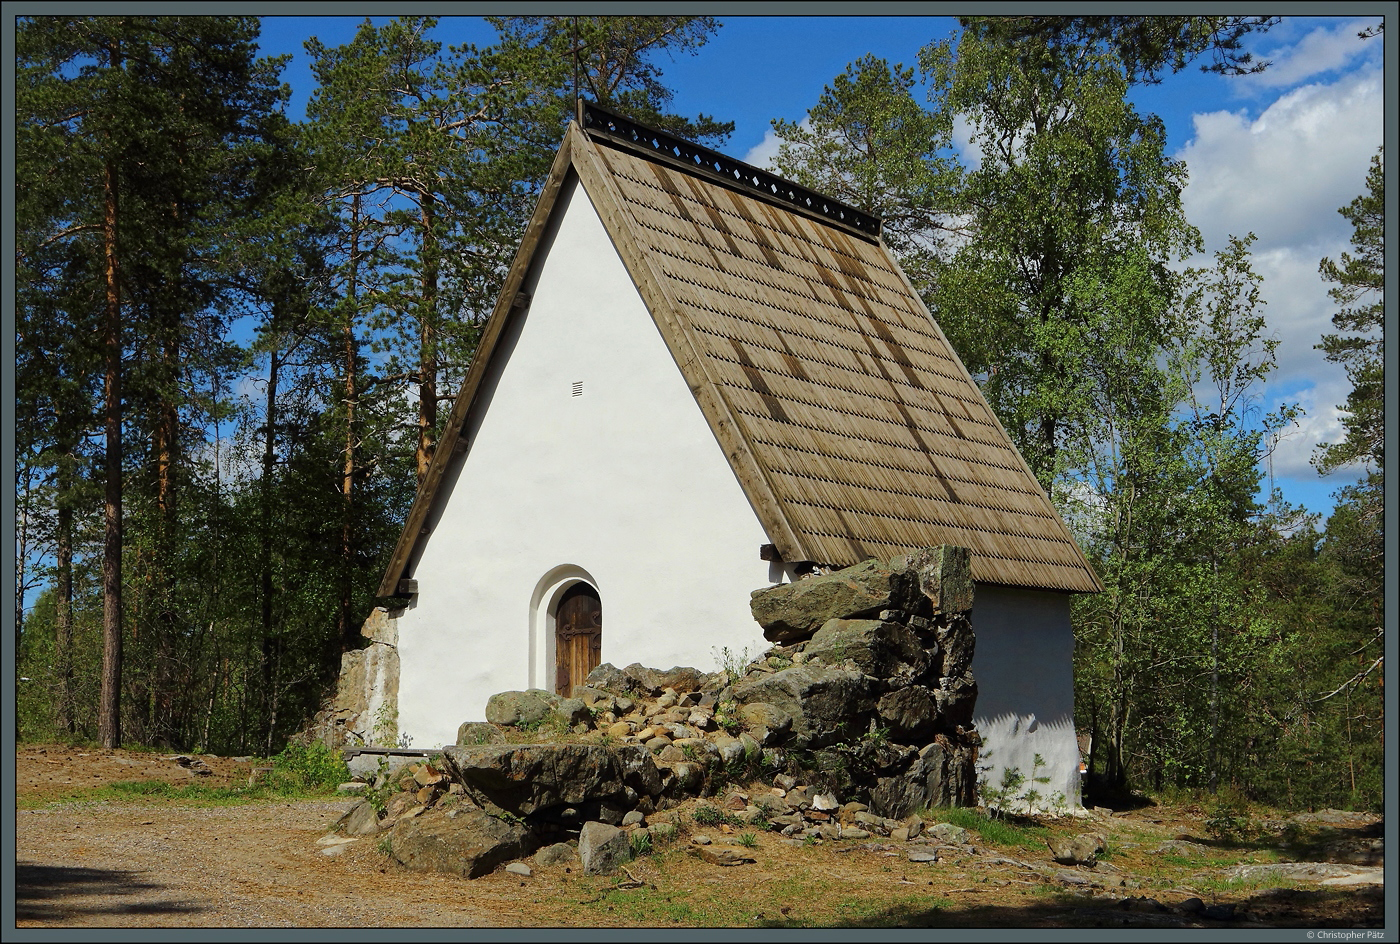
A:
971 584 1082 810
395 174 772 749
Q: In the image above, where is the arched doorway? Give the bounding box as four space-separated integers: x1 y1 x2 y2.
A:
554 582 601 698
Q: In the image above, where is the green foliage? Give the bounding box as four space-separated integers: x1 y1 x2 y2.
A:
269 742 349 791
967 16 1281 84
630 830 654 858
737 832 758 849
1316 147 1384 475
692 804 724 827
1204 798 1253 843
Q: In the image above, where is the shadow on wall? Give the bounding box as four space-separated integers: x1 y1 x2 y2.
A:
974 709 1080 812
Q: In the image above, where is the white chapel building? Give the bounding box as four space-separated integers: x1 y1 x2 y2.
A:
373 103 1103 806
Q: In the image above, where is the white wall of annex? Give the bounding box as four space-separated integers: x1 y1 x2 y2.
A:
971 585 1082 809
395 174 772 750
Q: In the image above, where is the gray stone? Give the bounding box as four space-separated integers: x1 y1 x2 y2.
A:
907 847 939 863
929 823 969 844
442 743 660 816
555 697 593 728
737 703 793 739
389 809 537 879
532 842 578 868
804 618 931 680
579 821 633 875
876 686 938 743
505 862 532 877
935 616 976 679
869 740 977 818
337 782 368 794
456 721 507 746
649 821 679 842
575 687 613 709
906 545 973 616
484 689 560 727
732 662 877 747
665 762 704 797
1048 833 1105 866
931 673 977 728
749 558 921 643
712 734 746 767
624 664 711 696
337 799 384 836
622 810 645 827
584 663 637 695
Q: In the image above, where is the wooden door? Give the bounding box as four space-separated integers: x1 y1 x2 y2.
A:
555 583 601 698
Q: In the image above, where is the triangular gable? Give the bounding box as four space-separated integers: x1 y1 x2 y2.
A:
380 108 1103 597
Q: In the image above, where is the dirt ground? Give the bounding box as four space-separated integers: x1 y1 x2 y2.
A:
12 744 1386 929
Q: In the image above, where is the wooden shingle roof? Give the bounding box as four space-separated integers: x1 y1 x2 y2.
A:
378 106 1102 597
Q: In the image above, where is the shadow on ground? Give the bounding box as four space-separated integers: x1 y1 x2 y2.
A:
756 885 1385 929
15 862 205 923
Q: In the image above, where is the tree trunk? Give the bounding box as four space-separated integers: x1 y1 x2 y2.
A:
260 346 279 749
99 114 124 750
415 192 438 484
339 193 361 651
54 458 75 734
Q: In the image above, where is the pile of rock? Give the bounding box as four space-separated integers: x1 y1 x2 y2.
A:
464 546 981 817
336 545 982 878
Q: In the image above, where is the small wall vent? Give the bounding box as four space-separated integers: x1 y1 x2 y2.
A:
571 381 584 397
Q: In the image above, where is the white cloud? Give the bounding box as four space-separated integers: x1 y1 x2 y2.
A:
1267 377 1364 480
742 125 784 170
950 112 981 170
1178 68 1382 255
1240 18 1384 90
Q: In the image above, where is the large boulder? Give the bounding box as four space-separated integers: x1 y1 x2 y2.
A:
584 663 638 695
732 663 877 747
441 744 660 816
388 808 536 878
456 721 507 746
935 616 976 679
622 664 717 696
804 618 931 680
869 738 977 818
484 689 560 727
902 545 973 616
876 686 938 744
578 821 633 875
932 673 978 729
749 558 920 643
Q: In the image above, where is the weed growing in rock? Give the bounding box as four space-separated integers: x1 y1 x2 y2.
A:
737 832 758 849
693 804 724 826
630 830 654 857
712 645 756 685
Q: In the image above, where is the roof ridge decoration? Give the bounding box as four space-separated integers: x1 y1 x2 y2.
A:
578 100 882 242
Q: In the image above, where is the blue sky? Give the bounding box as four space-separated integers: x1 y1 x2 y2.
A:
255 14 1387 521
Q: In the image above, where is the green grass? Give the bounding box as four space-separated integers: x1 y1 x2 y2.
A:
928 807 1048 849
21 776 349 810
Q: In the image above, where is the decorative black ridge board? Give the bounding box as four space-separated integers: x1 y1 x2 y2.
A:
578 99 883 242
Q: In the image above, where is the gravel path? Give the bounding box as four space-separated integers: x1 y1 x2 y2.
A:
15 799 501 927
